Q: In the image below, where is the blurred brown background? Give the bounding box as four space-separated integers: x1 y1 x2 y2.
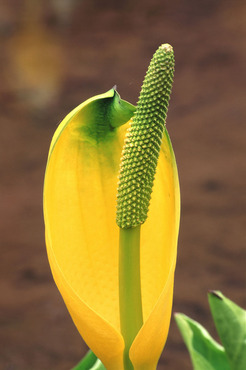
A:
0 0 245 369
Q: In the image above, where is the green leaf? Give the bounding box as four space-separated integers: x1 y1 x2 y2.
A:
175 313 230 370
72 350 106 370
208 291 246 370
89 359 106 370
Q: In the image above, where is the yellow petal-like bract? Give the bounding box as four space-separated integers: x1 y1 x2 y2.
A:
44 88 180 369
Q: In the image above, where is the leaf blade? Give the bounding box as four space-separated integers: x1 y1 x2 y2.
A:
175 313 230 370
72 350 106 370
208 291 246 370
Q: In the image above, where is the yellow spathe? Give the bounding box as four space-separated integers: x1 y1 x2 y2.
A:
43 90 180 370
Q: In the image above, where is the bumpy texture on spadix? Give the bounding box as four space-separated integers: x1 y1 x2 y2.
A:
117 44 174 228
44 60 180 369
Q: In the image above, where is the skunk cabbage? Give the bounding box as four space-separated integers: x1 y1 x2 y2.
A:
44 44 180 370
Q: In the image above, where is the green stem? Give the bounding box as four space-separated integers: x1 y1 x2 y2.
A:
119 225 143 370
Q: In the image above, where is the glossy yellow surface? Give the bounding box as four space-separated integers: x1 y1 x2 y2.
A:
43 92 180 370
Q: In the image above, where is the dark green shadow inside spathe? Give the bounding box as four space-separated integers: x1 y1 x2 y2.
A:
75 88 135 143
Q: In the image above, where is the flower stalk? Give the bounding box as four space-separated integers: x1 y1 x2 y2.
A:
119 226 143 370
